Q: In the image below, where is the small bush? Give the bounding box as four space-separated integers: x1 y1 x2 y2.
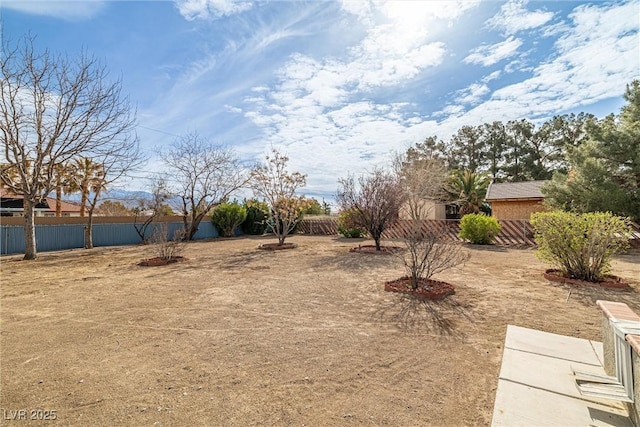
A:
458 213 501 245
211 202 247 237
399 223 470 289
337 209 366 238
150 223 186 260
531 211 632 282
241 199 269 235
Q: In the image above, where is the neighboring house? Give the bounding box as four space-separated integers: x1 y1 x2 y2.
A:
485 180 548 220
399 199 460 220
0 189 82 217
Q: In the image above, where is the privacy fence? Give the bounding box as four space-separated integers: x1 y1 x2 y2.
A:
2 216 638 256
297 217 640 248
0 216 219 255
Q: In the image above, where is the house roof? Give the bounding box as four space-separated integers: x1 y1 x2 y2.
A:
0 189 81 213
485 180 547 201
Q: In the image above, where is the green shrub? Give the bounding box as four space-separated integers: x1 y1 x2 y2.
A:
530 211 632 282
301 198 324 215
241 199 268 235
458 213 501 244
211 202 247 237
337 209 366 238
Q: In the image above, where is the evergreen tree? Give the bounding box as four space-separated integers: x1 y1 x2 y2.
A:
543 80 640 221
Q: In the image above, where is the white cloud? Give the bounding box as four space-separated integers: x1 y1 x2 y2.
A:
2 0 105 20
486 0 554 35
455 83 490 105
440 1 639 127
175 0 252 20
482 70 502 83
464 36 523 66
138 1 637 199
237 1 480 188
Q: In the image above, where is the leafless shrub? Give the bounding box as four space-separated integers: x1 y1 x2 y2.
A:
398 223 469 289
134 177 171 243
150 223 187 261
394 149 469 289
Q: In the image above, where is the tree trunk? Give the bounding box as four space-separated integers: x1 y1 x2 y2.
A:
23 199 38 260
374 236 381 251
278 235 286 246
187 212 207 241
85 211 94 249
187 223 197 241
80 184 88 217
55 186 62 217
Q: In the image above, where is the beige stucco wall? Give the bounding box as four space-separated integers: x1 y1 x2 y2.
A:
399 200 446 220
602 314 615 376
489 199 547 220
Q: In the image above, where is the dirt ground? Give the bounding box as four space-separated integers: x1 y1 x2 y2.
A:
1 235 638 426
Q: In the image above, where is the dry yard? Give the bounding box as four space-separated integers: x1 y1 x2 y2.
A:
1 235 639 426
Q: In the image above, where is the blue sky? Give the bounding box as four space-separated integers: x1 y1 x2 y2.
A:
2 0 639 201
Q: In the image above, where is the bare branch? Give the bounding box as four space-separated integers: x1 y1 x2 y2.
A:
159 132 248 240
336 168 404 251
1 34 138 259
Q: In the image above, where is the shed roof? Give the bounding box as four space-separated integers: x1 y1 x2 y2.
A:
486 180 547 201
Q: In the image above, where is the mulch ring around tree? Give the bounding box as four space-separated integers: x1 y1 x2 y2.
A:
543 269 631 289
258 243 298 251
349 245 404 254
138 256 187 267
385 277 456 300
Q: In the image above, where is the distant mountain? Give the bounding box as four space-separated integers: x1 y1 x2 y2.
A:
58 189 154 209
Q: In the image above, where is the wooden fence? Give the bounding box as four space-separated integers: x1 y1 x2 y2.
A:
298 218 640 248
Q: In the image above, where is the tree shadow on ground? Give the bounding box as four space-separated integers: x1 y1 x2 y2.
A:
309 249 399 272
217 249 274 270
555 282 639 313
372 293 476 337
463 243 509 253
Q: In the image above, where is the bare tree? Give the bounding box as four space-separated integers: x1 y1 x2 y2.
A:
0 34 137 259
160 132 247 240
336 168 405 251
250 148 308 246
394 149 468 290
133 177 171 243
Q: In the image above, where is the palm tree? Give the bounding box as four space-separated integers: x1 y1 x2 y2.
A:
72 157 106 217
52 162 79 216
447 169 489 215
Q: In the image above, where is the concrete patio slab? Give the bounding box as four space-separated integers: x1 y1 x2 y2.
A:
499 347 616 403
504 325 603 366
492 325 633 426
492 380 633 427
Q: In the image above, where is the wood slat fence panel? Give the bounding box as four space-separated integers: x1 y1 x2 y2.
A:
297 219 339 235
299 219 640 248
299 218 542 247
